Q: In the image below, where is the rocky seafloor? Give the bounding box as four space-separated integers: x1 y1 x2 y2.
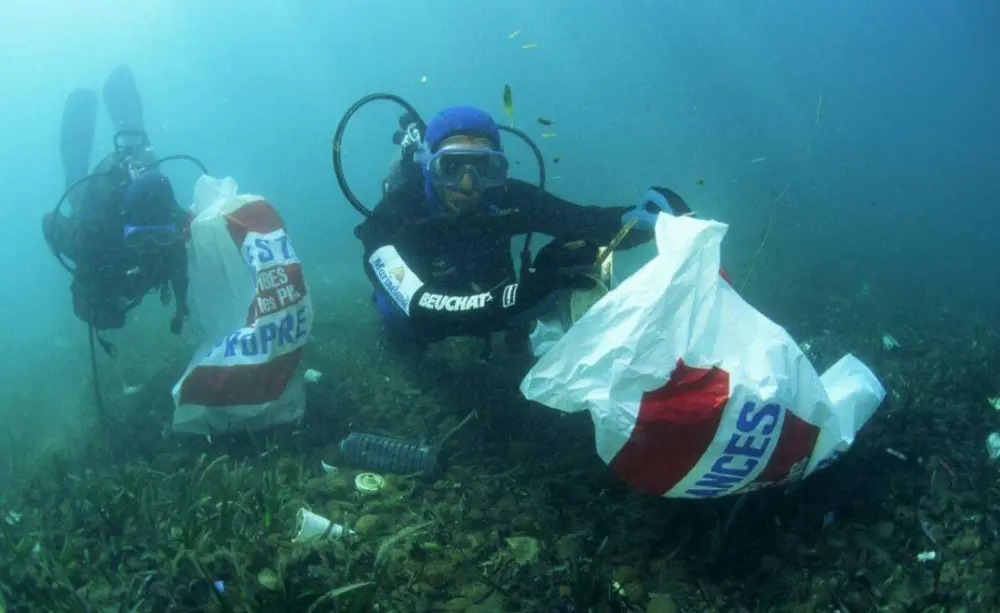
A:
1 294 998 613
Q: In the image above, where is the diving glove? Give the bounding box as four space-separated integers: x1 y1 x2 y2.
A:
500 238 600 325
622 186 692 230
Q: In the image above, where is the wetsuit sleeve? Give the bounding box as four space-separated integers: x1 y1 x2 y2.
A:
356 201 547 343
504 179 653 249
363 242 538 343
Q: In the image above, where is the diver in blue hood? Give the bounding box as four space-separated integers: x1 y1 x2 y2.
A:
346 102 685 351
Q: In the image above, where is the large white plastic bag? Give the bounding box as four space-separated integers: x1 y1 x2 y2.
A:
171 176 313 436
520 213 886 499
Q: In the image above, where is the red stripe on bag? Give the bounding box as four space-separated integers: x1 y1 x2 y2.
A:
609 360 731 496
225 200 286 246
178 348 303 407
740 410 820 492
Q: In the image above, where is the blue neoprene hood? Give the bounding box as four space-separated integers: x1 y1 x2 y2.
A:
421 106 503 214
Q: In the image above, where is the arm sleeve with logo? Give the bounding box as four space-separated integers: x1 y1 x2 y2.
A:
362 242 544 343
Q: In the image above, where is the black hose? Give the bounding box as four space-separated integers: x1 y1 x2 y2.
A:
152 154 209 175
332 93 425 219
88 325 106 424
497 125 547 269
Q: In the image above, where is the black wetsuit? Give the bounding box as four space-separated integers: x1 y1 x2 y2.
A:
354 178 652 346
44 151 189 331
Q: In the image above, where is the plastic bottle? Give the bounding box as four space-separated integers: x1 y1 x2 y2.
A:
338 432 440 476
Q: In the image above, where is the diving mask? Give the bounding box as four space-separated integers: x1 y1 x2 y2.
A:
423 145 509 190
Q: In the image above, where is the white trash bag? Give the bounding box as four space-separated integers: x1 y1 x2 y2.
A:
171 175 314 436
520 213 886 498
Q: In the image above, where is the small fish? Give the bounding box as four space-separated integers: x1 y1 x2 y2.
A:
751 157 767 164
537 117 554 126
521 43 539 50
695 179 705 186
502 84 514 127
552 156 561 164
508 29 522 39
541 132 557 138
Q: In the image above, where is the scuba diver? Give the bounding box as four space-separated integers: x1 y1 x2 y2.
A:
336 98 690 353
42 65 203 337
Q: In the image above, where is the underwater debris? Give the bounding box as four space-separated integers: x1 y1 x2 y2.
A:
354 472 385 495
986 432 1000 461
506 536 541 565
257 568 280 590
304 368 323 384
337 432 440 476
885 447 908 461
292 507 355 543
882 334 901 351
336 411 475 476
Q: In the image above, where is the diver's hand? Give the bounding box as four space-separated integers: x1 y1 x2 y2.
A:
530 238 601 285
519 238 600 303
622 186 692 231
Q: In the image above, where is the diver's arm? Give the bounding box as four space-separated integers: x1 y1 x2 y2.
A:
504 179 653 249
355 197 519 341
362 241 592 343
362 244 518 342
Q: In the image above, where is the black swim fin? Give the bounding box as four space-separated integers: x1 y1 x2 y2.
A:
102 64 146 137
60 88 98 207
